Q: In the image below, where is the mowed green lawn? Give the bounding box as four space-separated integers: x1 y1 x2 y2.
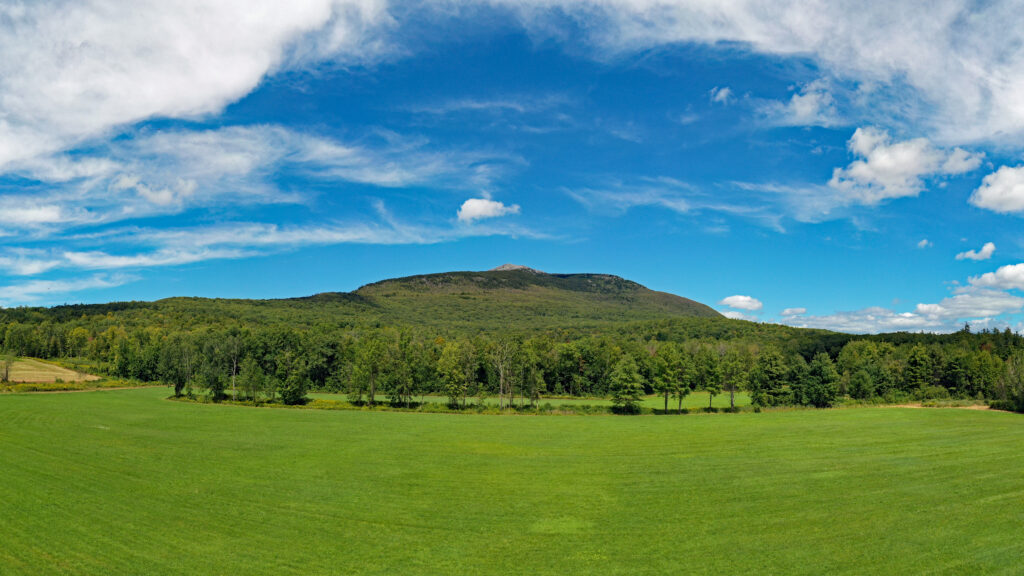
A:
1 388 1022 575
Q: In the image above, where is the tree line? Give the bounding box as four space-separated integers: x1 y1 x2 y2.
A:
3 317 1024 412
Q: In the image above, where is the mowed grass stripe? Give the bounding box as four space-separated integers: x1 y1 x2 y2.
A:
1 388 1022 575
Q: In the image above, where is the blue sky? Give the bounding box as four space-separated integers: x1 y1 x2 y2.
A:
3 1 1024 333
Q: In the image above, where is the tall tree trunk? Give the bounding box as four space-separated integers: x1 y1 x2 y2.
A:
664 390 669 412
730 387 735 408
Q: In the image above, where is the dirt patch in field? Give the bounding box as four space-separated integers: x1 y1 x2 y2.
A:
7 359 100 383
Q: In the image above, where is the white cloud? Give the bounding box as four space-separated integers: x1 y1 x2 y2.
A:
760 80 841 127
956 242 996 261
0 125 514 234
0 1 393 170
969 263 1024 291
721 310 758 321
0 200 68 227
719 295 763 311
457 198 521 222
917 238 933 249
784 306 941 333
782 286 1024 334
0 211 550 284
477 0 1024 145
913 288 1024 321
780 307 806 316
409 93 569 115
62 249 251 271
566 179 691 215
709 86 733 105
828 127 982 204
0 250 62 276
970 165 1024 213
0 274 132 306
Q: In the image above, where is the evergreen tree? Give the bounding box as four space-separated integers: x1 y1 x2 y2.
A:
609 355 644 414
904 344 932 392
803 352 839 408
749 347 787 406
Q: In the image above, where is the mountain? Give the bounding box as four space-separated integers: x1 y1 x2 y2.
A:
1 266 721 333
347 266 721 328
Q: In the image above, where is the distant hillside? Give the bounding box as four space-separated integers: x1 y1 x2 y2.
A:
348 267 721 328
0 266 720 333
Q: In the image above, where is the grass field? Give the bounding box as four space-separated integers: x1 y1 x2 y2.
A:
1 388 1022 574
6 358 100 383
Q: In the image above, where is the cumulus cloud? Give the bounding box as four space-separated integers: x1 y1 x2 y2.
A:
782 285 1024 334
760 80 841 128
970 165 1024 213
917 239 933 249
457 198 521 223
0 1 394 169
956 242 996 261
780 307 806 316
828 127 982 204
719 295 763 311
721 310 759 321
783 306 940 333
969 263 1024 291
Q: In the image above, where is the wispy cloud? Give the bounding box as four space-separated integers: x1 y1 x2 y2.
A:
0 206 550 289
408 93 570 116
0 125 518 235
565 177 694 215
0 274 134 307
475 0 1024 146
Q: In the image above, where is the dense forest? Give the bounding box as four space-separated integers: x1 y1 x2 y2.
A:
3 268 1024 412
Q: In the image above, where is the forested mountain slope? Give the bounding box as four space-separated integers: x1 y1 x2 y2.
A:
0 266 720 333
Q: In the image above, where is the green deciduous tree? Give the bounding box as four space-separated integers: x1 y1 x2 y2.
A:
438 341 474 408
237 356 265 405
695 346 722 409
353 337 387 405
